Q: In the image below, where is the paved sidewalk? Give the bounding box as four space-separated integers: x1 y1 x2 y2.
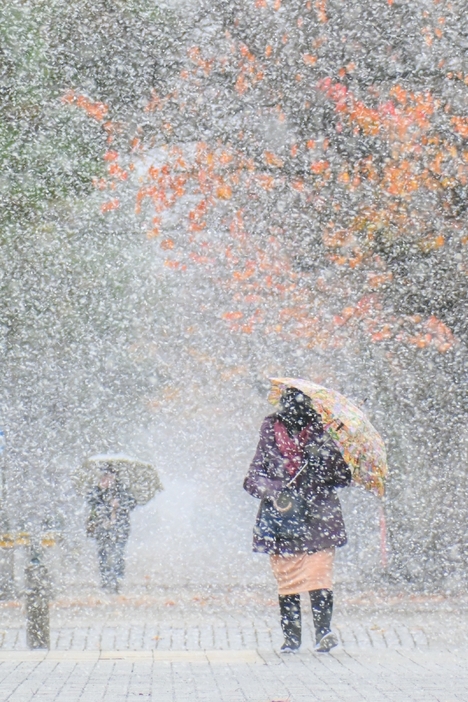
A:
1 589 467 701
1 647 467 702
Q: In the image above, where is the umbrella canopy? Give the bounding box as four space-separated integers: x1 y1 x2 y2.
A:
270 378 388 497
73 454 163 505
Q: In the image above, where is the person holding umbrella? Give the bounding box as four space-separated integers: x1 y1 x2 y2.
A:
244 378 387 653
86 466 137 593
244 382 352 653
74 454 163 594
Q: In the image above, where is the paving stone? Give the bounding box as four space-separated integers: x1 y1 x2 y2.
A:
1 596 468 700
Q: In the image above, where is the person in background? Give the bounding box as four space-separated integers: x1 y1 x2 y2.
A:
244 384 351 653
86 467 136 593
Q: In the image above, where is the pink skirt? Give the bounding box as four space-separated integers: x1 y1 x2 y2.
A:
270 549 335 595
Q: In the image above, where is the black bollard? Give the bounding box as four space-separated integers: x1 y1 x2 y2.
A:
25 551 50 649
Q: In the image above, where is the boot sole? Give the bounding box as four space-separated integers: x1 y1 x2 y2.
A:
315 633 338 653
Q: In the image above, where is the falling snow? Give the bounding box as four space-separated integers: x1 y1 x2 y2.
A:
1 0 468 676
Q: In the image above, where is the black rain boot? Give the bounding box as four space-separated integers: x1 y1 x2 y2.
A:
309 589 338 653
279 594 301 653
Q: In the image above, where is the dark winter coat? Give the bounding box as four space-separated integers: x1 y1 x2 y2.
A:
86 484 137 543
243 415 351 555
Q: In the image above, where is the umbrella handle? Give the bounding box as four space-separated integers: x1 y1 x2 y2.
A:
285 462 308 488
380 503 388 570
271 496 293 513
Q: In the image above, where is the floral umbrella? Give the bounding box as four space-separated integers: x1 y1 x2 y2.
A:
270 378 388 497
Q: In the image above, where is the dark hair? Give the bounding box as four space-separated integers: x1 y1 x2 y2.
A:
277 387 322 435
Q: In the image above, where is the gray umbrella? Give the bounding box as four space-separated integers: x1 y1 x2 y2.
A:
73 453 163 505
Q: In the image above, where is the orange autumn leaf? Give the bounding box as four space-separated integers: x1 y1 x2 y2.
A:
310 160 329 174
222 311 244 321
189 221 207 232
424 316 456 351
108 163 128 180
322 229 354 248
101 199 120 213
160 239 175 250
452 116 468 139
348 249 364 268
264 151 284 167
216 184 233 199
256 175 276 190
164 260 186 271
383 161 420 196
135 187 154 213
218 150 234 166
408 333 432 348
371 325 393 342
187 47 214 75
147 217 161 238
341 306 355 320
235 73 249 95
189 200 209 227
291 179 305 191
92 177 107 190
389 85 408 105
104 151 119 162
303 54 318 66
314 0 327 22
233 267 256 280
338 170 350 184
329 254 348 265
425 316 450 336
332 306 354 327
189 253 214 265
75 95 108 121
367 272 393 289
239 44 256 61
189 201 208 219
418 234 445 252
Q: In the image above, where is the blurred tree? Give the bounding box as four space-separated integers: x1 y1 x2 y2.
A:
4 0 468 587
0 0 181 539
0 3 106 223
81 0 468 586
